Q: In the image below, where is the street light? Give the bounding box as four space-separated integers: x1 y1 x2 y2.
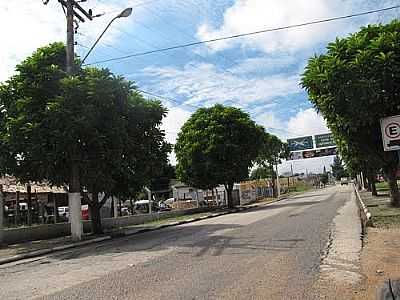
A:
80 7 132 65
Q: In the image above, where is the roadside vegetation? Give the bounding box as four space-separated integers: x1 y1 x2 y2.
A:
302 20 400 207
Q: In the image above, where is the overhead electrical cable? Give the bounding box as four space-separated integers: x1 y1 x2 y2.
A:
84 5 400 65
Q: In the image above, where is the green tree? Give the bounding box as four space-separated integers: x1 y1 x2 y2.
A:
175 104 264 208
0 43 170 232
320 173 329 186
250 166 275 180
255 132 289 197
302 20 400 206
331 155 348 180
336 138 378 195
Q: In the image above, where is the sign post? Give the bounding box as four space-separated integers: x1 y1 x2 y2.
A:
380 115 400 151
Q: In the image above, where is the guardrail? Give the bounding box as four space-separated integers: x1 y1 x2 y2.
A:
353 183 372 230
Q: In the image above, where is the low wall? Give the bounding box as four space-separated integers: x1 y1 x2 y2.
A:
0 207 209 245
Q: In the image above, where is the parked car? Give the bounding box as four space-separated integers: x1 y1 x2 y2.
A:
158 201 172 212
340 177 349 185
58 206 69 221
133 200 159 214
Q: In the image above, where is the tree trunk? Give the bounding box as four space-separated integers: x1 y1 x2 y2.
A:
225 183 235 208
371 181 377 197
129 198 134 214
110 196 114 218
27 183 32 226
386 167 400 207
88 191 103 234
367 174 378 196
362 172 369 190
271 165 277 198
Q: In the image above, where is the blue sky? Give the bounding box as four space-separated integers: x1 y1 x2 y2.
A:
1 0 399 173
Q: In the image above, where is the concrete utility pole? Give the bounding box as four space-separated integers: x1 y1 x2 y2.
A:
43 0 132 240
275 164 281 198
65 0 83 241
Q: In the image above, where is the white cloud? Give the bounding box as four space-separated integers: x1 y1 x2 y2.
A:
254 111 286 136
143 62 301 108
196 0 388 54
229 55 297 75
161 106 192 165
287 108 329 137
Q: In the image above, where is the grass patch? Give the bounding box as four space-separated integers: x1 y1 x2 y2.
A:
288 181 313 193
376 181 389 191
371 215 400 228
361 188 400 228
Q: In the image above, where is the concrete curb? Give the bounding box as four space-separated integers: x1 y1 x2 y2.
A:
0 196 293 266
353 183 372 229
0 207 249 266
0 236 111 266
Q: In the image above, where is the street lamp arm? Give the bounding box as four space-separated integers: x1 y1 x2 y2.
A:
80 16 118 66
80 8 132 66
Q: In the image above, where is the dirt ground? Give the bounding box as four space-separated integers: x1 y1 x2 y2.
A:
353 227 400 299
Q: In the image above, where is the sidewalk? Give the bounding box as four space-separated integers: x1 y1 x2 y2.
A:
353 190 400 299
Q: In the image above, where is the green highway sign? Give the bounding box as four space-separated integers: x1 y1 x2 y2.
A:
287 136 313 151
315 133 335 148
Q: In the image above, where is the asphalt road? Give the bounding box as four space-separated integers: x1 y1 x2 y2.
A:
0 185 359 300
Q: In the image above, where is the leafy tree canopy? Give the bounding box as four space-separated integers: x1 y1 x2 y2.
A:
250 166 275 180
0 43 171 231
331 155 348 180
301 20 400 205
175 104 264 207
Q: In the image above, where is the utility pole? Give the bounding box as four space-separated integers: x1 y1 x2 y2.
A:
66 0 82 241
42 1 131 240
44 0 97 241
66 0 75 74
275 164 281 198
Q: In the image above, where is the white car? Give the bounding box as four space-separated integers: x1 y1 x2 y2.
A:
58 206 70 219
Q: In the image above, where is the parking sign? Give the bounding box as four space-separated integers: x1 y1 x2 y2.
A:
380 115 400 151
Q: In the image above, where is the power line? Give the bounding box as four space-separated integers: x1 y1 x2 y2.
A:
137 89 299 136
137 89 201 110
84 5 400 65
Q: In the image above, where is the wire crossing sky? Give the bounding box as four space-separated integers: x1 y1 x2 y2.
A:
2 0 399 172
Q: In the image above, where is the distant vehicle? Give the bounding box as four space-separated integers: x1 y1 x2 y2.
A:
158 201 172 212
133 200 159 214
340 177 349 185
58 206 69 220
121 207 130 216
164 198 175 206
